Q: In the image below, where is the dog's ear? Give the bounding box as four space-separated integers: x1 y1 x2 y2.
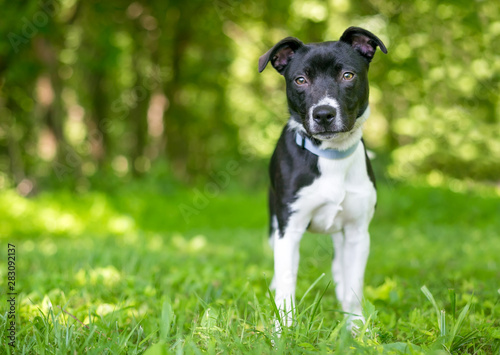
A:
258 37 304 74
340 27 387 62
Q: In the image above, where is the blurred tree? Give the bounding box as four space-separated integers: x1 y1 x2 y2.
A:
0 0 498 192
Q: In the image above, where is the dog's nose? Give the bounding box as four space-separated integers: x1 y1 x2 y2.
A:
312 105 336 125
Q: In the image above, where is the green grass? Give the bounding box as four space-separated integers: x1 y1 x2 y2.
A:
1 181 500 353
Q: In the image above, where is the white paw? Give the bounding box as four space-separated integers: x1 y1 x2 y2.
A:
346 314 366 335
274 312 293 337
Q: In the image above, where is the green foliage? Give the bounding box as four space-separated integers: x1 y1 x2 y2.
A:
0 0 499 190
421 286 479 353
1 183 499 352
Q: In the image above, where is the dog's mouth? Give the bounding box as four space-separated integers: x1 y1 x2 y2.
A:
311 129 354 141
312 132 340 140
308 119 357 141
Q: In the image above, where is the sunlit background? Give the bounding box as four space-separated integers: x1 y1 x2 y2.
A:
0 0 499 195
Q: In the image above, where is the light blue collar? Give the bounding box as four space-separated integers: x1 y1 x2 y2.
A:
295 132 360 159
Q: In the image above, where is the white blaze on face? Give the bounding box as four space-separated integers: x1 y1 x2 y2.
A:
308 96 341 126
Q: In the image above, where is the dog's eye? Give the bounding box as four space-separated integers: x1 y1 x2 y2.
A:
343 72 355 81
295 77 307 85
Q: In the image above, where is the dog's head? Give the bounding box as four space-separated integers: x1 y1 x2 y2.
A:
259 27 387 142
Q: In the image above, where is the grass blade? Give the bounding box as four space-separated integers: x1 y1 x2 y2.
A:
449 289 456 320
443 294 475 353
266 282 284 331
307 281 331 332
440 309 446 337
451 329 479 352
160 300 174 342
451 296 472 341
421 286 445 336
298 273 326 307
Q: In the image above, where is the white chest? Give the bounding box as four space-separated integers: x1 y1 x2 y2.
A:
288 144 376 234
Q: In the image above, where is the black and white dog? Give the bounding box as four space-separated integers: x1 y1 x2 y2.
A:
259 27 387 329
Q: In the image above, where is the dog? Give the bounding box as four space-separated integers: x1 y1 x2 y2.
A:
259 27 387 330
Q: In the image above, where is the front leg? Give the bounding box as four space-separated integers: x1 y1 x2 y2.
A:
273 230 303 330
331 230 345 308
341 224 370 327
